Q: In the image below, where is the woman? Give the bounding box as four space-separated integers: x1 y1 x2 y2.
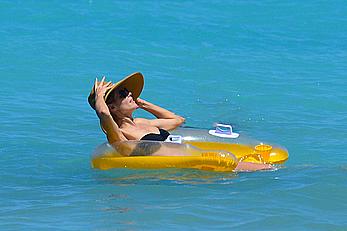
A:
88 73 184 144
88 72 272 171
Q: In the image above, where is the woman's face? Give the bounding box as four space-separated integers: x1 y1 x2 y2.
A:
109 88 138 115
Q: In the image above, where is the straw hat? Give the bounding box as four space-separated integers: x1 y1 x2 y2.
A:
88 72 144 110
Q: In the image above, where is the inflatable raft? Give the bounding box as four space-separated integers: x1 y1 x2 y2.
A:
91 126 289 172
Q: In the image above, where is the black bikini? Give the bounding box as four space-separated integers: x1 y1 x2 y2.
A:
131 129 170 156
140 128 170 141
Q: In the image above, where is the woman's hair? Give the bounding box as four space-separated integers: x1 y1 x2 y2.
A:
105 90 117 105
105 90 120 122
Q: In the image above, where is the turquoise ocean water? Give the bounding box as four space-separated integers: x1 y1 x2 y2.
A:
1 1 346 230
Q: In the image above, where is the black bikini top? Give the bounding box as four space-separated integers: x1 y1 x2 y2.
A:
140 128 170 141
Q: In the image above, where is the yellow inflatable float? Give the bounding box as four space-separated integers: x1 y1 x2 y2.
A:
91 125 289 172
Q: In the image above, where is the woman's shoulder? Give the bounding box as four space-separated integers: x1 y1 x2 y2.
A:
133 118 159 129
133 118 151 124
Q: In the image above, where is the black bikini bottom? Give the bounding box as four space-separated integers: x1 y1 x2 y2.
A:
130 141 161 156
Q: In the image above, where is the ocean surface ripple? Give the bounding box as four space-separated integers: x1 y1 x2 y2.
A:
1 1 346 230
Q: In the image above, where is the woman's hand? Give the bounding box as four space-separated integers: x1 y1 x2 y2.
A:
94 76 113 99
135 97 147 109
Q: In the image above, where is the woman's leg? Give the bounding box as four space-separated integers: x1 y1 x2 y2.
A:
235 162 274 171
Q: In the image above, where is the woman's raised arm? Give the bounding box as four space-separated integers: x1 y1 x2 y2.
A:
94 77 127 143
136 98 185 131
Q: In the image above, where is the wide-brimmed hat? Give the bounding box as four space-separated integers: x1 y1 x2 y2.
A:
88 72 144 110
208 124 239 138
